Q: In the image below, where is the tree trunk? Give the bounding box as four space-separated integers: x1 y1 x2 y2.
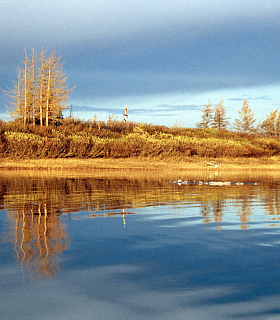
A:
46 63 51 127
24 56 28 127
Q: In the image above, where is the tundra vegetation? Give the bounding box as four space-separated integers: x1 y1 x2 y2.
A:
1 116 280 159
2 49 280 160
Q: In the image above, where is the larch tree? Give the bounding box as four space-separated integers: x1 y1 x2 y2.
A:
196 101 213 128
276 112 280 137
5 51 33 125
233 99 256 133
5 67 23 121
45 52 73 126
212 100 229 130
30 49 38 126
260 109 280 136
4 48 74 127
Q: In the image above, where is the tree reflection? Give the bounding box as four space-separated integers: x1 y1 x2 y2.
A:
2 172 280 282
213 200 224 231
0 176 143 281
237 196 254 230
5 203 69 282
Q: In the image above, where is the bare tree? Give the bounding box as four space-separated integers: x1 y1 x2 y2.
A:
197 101 213 128
38 48 47 126
4 67 23 121
36 49 73 126
30 49 38 126
233 99 256 133
4 48 74 127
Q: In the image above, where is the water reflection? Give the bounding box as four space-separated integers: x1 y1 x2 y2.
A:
5 204 69 281
1 170 280 281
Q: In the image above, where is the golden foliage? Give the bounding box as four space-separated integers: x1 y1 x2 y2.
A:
1 118 280 159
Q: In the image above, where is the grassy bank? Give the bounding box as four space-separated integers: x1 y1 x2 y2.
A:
1 156 280 171
1 120 280 169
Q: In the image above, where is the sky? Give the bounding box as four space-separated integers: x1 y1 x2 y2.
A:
1 0 280 127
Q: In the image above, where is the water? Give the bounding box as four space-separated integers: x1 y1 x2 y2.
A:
1 170 280 319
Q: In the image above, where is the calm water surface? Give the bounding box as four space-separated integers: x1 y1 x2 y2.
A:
1 170 280 319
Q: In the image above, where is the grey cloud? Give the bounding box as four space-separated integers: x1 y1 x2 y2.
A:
2 0 280 96
248 96 273 101
72 106 105 112
228 96 273 102
3 0 280 46
61 21 280 102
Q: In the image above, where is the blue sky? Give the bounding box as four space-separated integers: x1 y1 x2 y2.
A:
1 0 280 127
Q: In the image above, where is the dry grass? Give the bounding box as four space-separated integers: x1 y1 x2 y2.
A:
1 156 280 172
2 121 280 159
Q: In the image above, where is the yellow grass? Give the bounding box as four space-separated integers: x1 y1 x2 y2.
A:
1 156 280 172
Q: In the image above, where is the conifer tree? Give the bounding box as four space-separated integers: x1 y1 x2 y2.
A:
261 109 280 136
197 101 213 128
4 48 73 127
233 99 256 133
212 100 229 130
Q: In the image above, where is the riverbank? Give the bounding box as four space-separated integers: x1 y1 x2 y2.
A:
0 156 280 171
2 121 280 160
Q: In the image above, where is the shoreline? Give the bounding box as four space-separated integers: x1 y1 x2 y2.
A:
1 156 280 171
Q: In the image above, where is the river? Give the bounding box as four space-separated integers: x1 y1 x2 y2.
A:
1 170 280 319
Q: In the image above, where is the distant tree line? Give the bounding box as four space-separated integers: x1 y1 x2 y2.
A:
3 48 74 127
197 99 280 137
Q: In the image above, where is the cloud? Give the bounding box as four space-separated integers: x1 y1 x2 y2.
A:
247 96 273 101
152 104 201 112
72 105 109 112
72 104 200 115
228 96 273 102
2 0 280 47
2 1 280 93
